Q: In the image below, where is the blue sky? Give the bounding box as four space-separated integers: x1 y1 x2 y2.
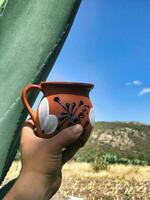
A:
36 0 150 124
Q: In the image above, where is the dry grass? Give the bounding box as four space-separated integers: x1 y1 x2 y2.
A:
1 161 21 185
1 161 150 200
60 162 150 200
62 162 150 179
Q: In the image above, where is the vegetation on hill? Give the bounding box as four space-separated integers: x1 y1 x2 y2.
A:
74 121 150 167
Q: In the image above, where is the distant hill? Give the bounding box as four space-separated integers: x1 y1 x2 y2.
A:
87 121 150 161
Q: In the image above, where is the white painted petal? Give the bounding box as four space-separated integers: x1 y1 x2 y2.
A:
42 115 58 134
89 108 95 127
38 97 49 130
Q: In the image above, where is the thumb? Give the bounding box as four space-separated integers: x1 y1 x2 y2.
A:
51 124 83 149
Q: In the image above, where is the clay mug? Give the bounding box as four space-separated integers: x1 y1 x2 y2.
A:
22 82 95 139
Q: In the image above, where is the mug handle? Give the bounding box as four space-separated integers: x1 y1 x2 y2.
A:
22 83 43 126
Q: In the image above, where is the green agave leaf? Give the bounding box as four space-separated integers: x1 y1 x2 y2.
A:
0 0 81 187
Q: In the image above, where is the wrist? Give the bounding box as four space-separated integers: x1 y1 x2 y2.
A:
4 170 53 200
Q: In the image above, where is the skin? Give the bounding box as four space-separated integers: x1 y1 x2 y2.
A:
3 120 86 200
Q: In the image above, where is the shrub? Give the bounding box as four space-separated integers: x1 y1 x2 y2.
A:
74 147 99 163
102 154 118 164
92 158 108 172
74 148 149 166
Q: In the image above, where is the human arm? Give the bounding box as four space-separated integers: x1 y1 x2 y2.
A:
4 120 84 200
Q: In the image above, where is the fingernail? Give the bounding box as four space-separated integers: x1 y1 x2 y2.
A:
72 124 83 135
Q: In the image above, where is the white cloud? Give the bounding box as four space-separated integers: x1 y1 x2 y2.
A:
139 88 150 96
133 80 142 86
125 80 142 86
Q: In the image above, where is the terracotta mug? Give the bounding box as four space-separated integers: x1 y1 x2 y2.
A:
22 82 95 139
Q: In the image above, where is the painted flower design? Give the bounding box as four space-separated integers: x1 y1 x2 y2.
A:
53 97 92 132
38 97 58 134
38 96 94 135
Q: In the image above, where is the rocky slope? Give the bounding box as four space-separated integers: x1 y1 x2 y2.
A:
88 122 150 160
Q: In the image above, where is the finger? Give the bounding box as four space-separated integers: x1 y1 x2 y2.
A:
50 124 83 150
22 119 37 137
21 119 45 143
62 131 91 164
23 120 35 131
21 120 35 146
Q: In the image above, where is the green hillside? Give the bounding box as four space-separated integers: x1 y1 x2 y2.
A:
74 121 150 165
